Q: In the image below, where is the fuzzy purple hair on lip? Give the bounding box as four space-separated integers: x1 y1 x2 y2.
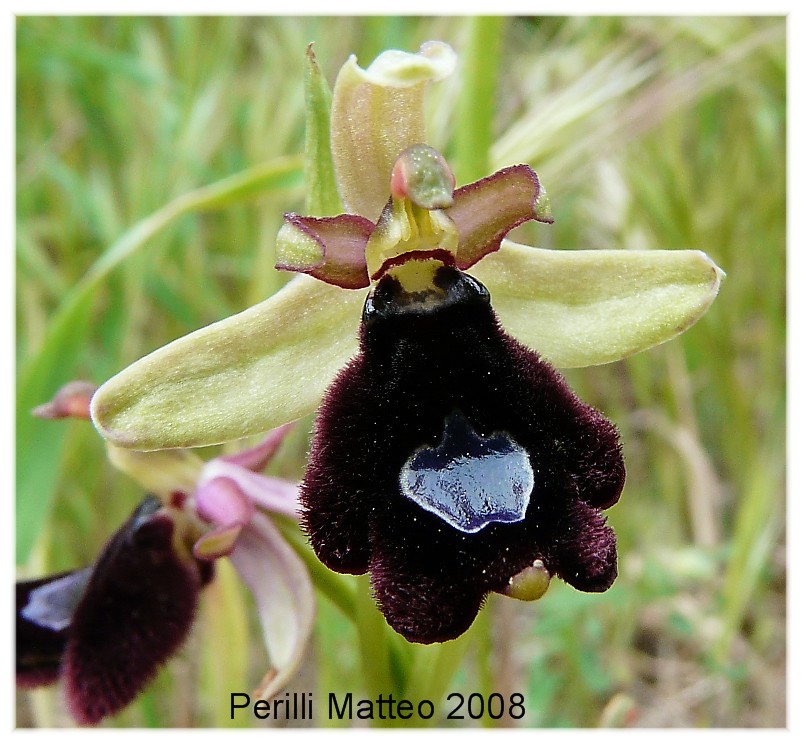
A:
300 264 624 644
62 497 205 725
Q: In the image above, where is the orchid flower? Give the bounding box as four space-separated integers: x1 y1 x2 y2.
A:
17 383 313 725
88 42 723 644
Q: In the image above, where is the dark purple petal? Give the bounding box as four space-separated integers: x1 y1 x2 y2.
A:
568 408 626 510
276 213 373 289
445 165 553 270
496 330 625 512
63 496 205 725
301 264 624 642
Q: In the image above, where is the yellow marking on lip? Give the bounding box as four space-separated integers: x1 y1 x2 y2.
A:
384 256 446 295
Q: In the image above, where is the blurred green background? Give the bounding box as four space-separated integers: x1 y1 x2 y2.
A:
16 16 785 727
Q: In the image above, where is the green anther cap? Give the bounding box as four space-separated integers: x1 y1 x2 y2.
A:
390 144 456 210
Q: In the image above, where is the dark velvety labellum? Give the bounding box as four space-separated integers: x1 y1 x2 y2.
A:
400 410 533 533
63 496 202 725
301 264 625 644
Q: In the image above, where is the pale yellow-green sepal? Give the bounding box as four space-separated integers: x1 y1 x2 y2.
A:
471 241 724 368
105 445 204 496
330 41 456 221
91 275 366 450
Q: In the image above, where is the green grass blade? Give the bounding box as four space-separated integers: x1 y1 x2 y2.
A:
16 156 303 563
454 16 505 183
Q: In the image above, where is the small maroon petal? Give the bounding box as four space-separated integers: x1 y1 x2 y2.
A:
32 380 98 420
446 165 552 270
276 213 373 289
552 499 618 593
63 496 204 725
16 573 76 688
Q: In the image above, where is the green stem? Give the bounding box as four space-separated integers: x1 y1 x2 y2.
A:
405 617 476 727
274 516 356 619
473 604 496 728
277 517 414 727
713 428 784 664
355 576 394 690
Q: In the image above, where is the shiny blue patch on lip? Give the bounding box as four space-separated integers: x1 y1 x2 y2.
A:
21 568 92 631
399 410 534 533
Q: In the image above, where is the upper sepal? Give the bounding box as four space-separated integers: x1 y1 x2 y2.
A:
330 42 456 220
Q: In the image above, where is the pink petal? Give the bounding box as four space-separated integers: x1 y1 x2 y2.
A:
194 476 255 527
446 164 553 269
229 512 315 701
218 423 295 472
199 461 301 519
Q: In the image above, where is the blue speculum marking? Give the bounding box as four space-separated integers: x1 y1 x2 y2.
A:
21 568 92 631
399 410 534 533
